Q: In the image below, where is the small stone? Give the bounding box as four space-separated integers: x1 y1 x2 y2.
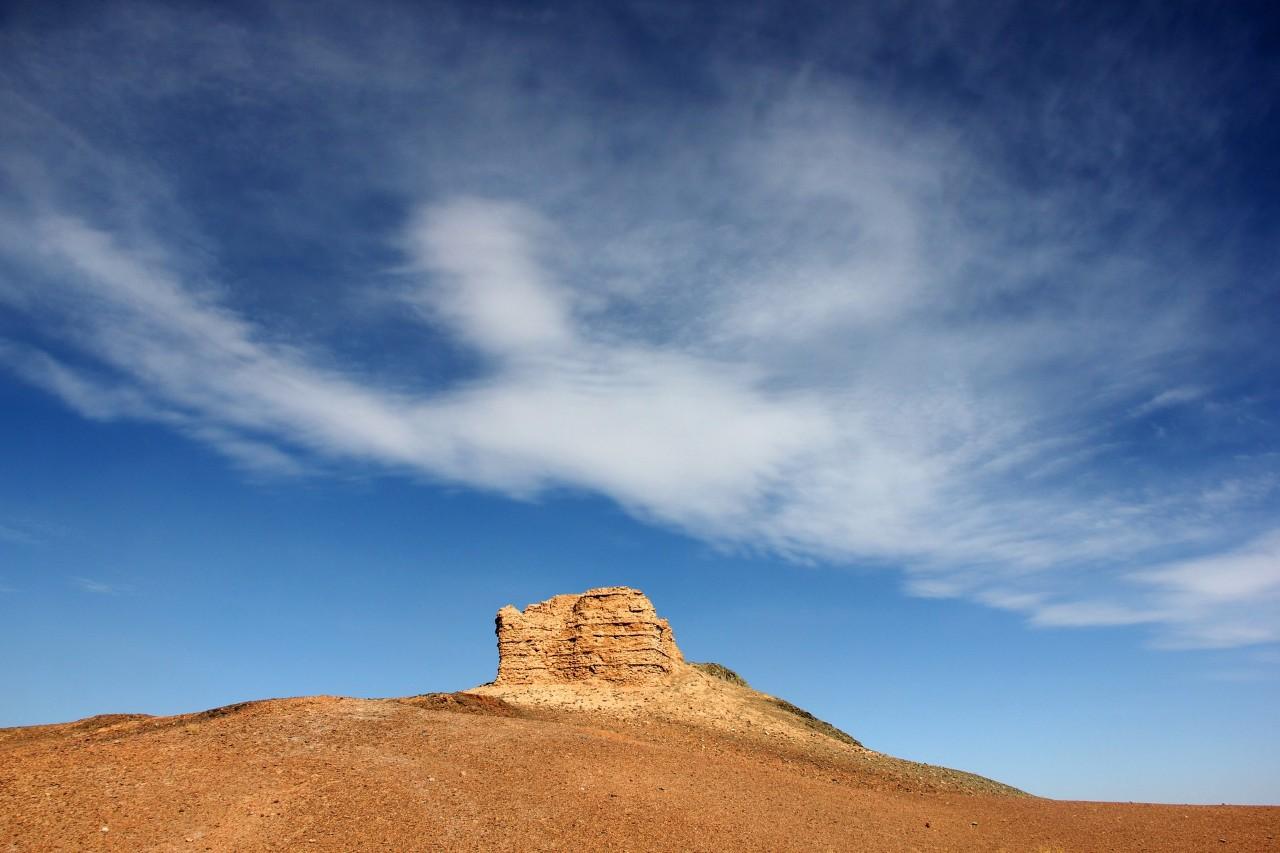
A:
100 826 109 832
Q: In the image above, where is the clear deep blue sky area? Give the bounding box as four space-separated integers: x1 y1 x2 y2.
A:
2 0 1279 804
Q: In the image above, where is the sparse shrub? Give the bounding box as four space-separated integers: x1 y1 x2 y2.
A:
765 697 863 748
691 661 750 687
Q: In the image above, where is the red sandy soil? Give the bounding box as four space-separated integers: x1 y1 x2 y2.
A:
2 694 1277 852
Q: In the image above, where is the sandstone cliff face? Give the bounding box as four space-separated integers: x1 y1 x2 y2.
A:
493 587 684 685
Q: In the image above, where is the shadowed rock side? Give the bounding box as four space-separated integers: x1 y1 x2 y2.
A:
493 586 684 685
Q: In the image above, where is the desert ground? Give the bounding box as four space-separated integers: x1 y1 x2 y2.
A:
5 590 1276 851
2 688 1277 853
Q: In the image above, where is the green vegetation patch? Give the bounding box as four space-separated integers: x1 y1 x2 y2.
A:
690 661 750 688
765 697 863 748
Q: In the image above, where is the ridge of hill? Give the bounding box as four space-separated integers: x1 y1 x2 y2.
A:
2 587 1276 851
3 693 1277 851
470 586 1017 795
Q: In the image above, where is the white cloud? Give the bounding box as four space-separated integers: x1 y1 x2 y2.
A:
1124 532 1280 648
0 522 37 545
0 516 66 547
5 206 838 534
3 193 1272 649
403 199 575 357
1135 534 1280 603
1130 386 1205 418
1 4 1277 652
1199 475 1279 511
74 577 120 595
1030 601 1164 629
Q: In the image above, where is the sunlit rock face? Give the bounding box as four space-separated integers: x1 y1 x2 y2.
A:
493 587 684 686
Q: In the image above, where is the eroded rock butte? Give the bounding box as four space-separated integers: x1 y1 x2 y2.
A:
493 586 684 685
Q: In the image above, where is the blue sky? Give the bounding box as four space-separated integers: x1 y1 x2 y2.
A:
1 0 1278 803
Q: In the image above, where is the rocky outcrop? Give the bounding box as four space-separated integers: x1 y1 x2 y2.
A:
493 587 684 685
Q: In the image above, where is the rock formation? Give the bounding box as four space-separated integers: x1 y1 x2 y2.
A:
493 586 684 685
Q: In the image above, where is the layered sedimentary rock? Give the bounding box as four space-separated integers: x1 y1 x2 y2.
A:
493 587 684 685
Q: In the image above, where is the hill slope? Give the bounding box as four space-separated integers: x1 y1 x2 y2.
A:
2 693 1277 852
467 659 1021 797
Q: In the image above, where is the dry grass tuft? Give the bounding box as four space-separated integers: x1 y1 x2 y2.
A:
690 661 750 687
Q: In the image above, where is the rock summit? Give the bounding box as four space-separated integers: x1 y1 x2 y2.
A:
492 586 684 685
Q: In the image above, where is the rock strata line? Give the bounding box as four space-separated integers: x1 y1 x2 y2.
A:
493 586 684 685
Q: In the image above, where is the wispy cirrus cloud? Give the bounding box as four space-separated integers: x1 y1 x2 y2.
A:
1130 387 1206 419
1129 533 1280 649
0 517 65 546
73 577 124 596
1 0 1277 650
0 523 38 545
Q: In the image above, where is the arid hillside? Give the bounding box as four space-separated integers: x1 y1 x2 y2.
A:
2 588 1276 851
2 693 1278 852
